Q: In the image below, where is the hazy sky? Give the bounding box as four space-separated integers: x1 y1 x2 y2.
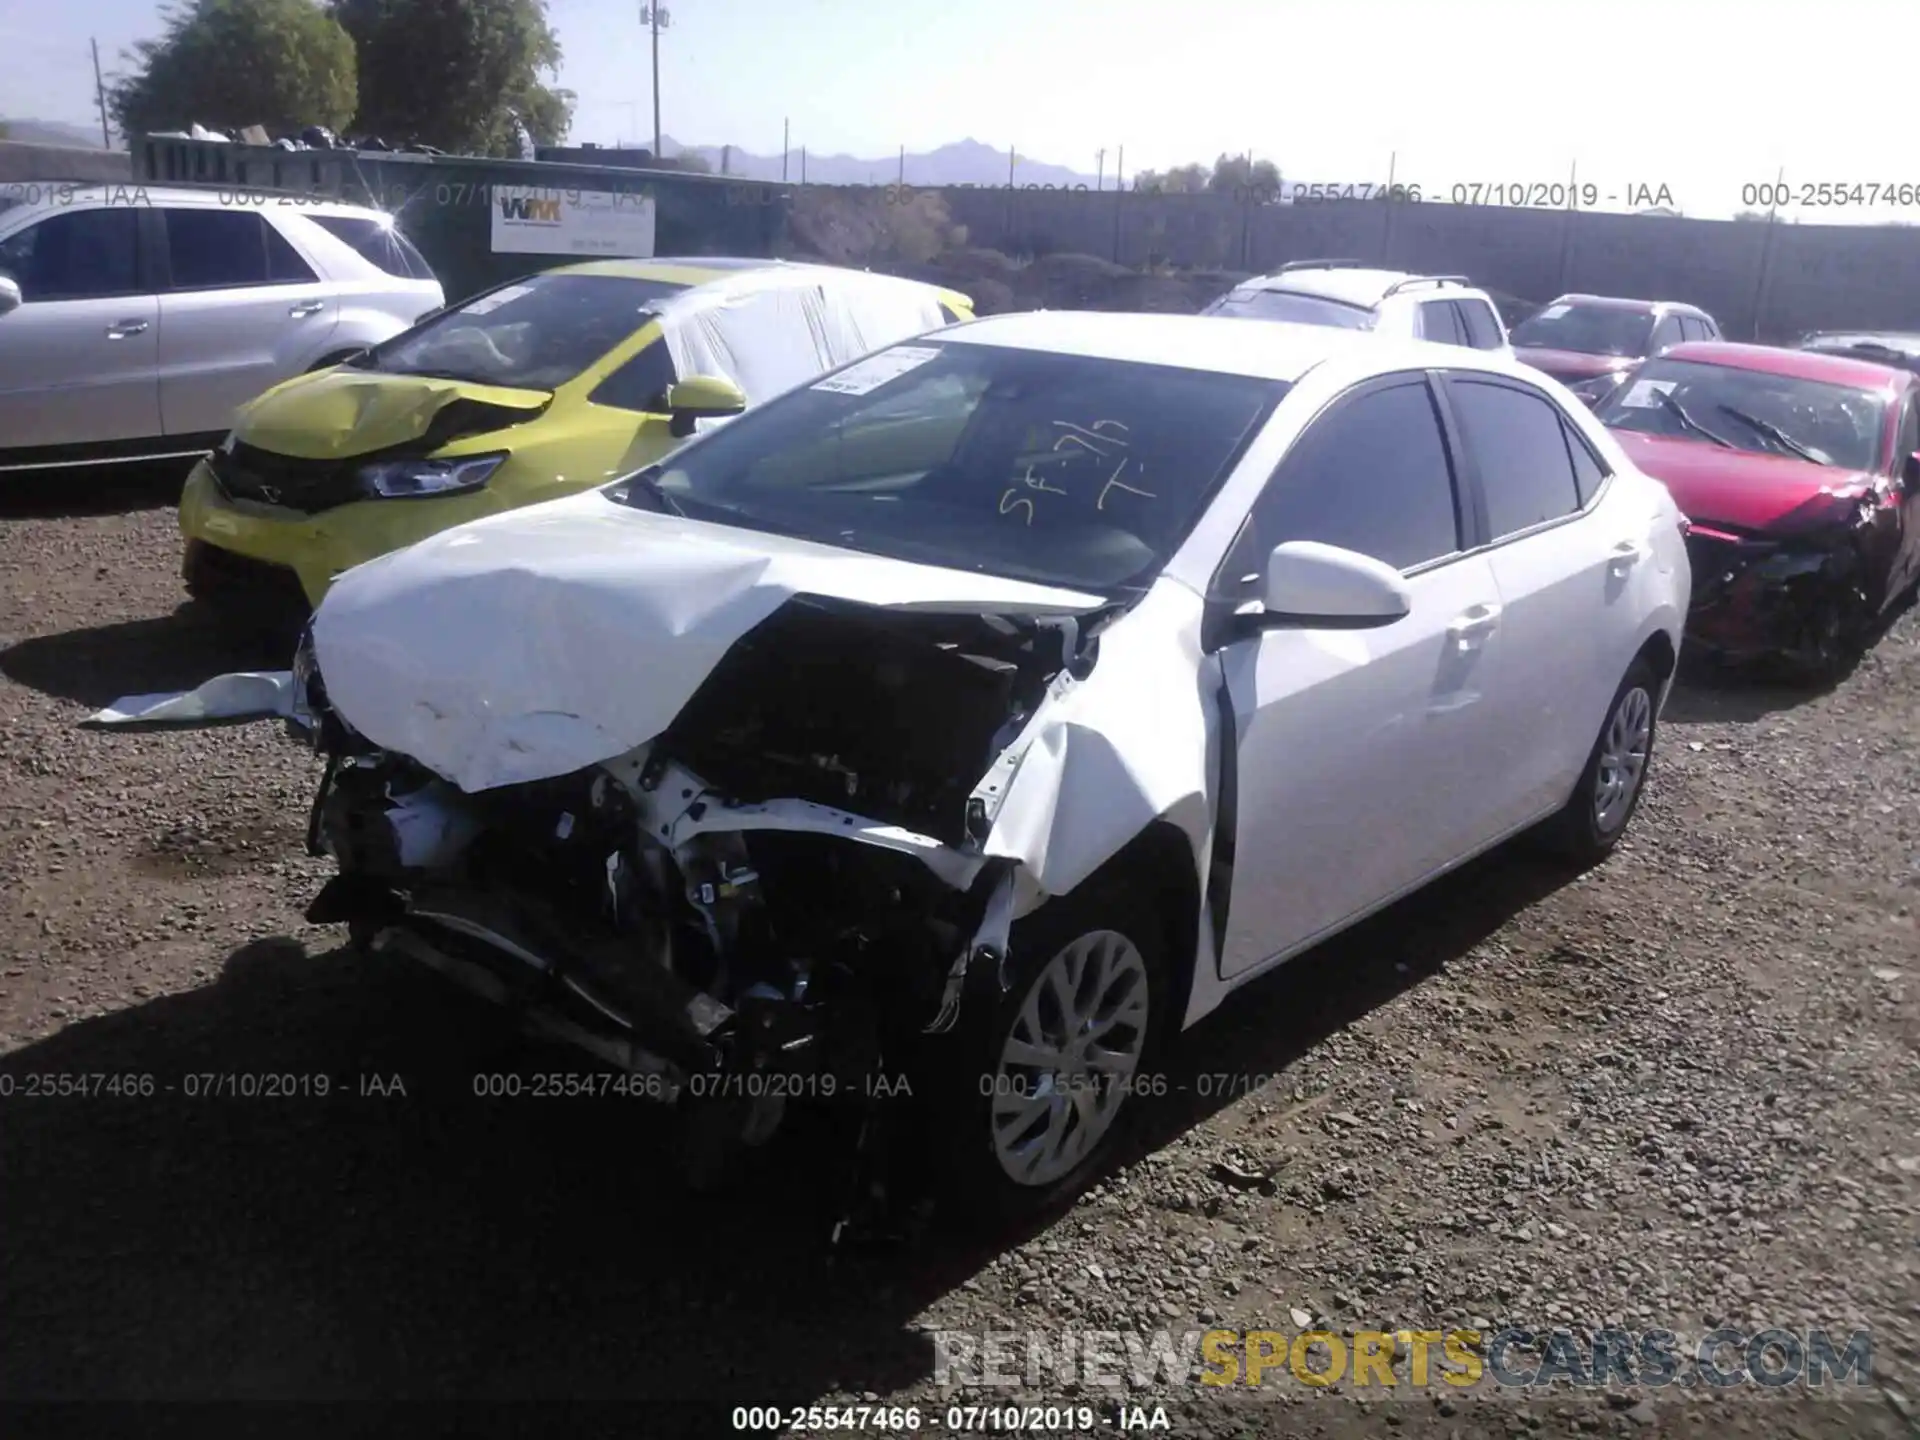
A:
4 0 1915 221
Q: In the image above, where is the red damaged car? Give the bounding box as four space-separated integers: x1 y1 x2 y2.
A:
1593 341 1920 676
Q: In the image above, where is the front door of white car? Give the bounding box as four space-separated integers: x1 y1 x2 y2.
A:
156 207 338 435
0 205 162 450
1211 373 1517 979
1436 371 1639 827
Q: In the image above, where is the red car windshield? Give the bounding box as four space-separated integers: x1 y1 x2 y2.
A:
1597 358 1886 472
1511 304 1655 358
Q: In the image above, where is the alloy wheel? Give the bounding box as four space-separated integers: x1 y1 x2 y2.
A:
990 929 1150 1188
1592 685 1653 835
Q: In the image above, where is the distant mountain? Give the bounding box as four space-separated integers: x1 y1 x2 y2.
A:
658 135 1107 188
0 117 110 148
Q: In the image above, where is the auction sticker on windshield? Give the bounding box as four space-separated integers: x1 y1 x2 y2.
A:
812 345 944 395
461 284 536 317
1618 379 1678 408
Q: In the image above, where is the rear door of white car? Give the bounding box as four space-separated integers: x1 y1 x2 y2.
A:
0 202 161 451
1211 371 1514 979
1435 369 1640 827
155 206 339 436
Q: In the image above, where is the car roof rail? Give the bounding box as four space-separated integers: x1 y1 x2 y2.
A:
1274 257 1373 273
1380 274 1473 298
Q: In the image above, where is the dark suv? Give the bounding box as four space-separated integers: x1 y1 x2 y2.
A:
1798 330 1920 375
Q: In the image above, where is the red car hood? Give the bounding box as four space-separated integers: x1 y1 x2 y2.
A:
1613 430 1876 533
1514 347 1633 380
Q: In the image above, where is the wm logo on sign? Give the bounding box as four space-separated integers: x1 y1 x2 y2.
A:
499 196 562 222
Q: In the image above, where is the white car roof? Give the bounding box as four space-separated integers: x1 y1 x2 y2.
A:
27 182 392 222
1242 266 1494 310
937 310 1517 384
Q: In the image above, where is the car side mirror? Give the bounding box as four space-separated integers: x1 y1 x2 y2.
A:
1904 450 1920 489
665 374 747 438
1255 540 1412 628
0 275 21 317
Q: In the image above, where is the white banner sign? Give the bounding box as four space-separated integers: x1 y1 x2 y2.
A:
490 185 657 258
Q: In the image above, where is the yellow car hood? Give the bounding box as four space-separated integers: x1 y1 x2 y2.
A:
233 369 552 460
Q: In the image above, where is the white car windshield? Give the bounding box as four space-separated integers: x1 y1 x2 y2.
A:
606 341 1287 593
1511 304 1656 358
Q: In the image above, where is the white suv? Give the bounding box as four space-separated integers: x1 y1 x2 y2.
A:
0 183 444 473
1202 259 1514 358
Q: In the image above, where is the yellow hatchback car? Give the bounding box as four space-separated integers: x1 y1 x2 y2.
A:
179 257 973 608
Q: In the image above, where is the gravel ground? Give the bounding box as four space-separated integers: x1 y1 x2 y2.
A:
0 473 1915 1438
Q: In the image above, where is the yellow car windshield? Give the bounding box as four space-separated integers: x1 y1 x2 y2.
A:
355 273 690 391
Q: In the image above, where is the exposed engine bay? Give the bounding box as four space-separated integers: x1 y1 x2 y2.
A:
294 594 1106 1235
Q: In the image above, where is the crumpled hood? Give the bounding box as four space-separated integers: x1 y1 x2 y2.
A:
1613 430 1876 533
233 368 551 460
310 490 1109 793
1514 346 1634 381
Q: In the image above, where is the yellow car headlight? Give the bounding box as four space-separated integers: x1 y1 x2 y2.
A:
359 453 507 500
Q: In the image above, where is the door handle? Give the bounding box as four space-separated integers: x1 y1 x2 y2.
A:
105 320 148 339
1445 602 1502 651
1608 539 1648 574
289 301 326 318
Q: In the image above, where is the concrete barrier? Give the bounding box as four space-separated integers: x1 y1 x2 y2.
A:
0 141 133 185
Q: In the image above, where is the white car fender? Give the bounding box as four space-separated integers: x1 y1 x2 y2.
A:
978 578 1219 914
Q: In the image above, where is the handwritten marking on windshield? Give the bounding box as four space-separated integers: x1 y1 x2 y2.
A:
1050 418 1131 459
998 464 1070 525
1098 458 1156 510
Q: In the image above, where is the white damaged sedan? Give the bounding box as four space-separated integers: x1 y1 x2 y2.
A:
127 311 1691 1219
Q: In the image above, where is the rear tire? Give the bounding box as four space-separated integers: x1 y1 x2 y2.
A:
935 873 1171 1227
1542 657 1660 867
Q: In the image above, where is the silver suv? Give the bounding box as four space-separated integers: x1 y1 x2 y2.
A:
1200 259 1513 358
0 182 444 473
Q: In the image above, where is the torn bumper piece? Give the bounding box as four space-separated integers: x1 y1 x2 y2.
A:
85 670 304 729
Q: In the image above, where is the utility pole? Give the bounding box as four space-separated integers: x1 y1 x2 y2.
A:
639 4 670 159
90 38 111 149
898 145 905 185
1750 162 1786 340
782 117 789 181
1095 148 1105 191
1116 145 1124 190
801 146 807 183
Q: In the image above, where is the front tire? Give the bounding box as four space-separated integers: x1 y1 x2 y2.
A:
940 879 1170 1224
1787 588 1864 684
1543 657 1660 867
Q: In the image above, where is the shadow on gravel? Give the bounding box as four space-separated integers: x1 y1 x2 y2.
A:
0 840 1582 1404
0 459 197 519
0 604 298 709
1660 667 1824 724
1111 841 1577 1174
0 936 963 1404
